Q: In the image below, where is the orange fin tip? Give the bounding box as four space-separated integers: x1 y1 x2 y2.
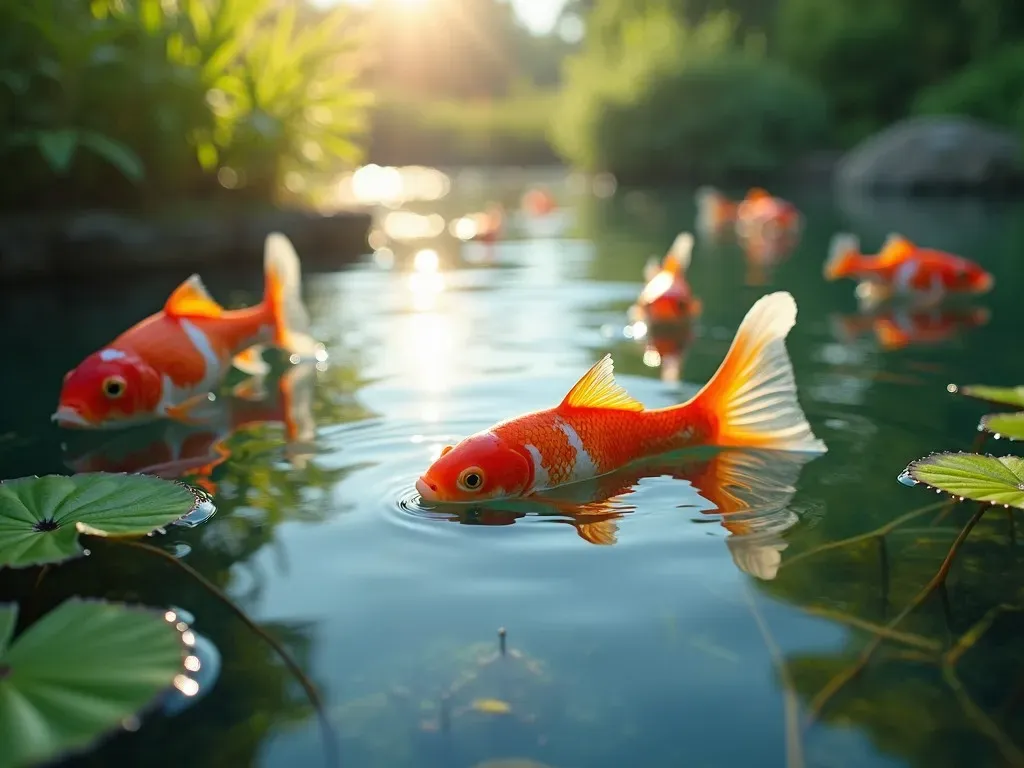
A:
165 392 216 424
560 354 644 412
165 275 224 318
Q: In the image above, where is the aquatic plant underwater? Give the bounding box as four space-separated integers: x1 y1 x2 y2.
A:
2 189 1023 768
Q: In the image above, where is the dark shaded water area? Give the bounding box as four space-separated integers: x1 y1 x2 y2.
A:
3 169 1024 768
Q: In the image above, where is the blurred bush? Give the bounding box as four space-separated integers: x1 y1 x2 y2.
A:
551 7 827 181
367 90 558 167
777 0 1024 147
0 0 369 209
912 45 1024 134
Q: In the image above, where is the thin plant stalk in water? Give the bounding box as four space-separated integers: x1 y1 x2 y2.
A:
107 539 341 768
805 502 991 728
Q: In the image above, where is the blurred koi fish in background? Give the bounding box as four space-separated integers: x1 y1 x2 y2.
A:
630 232 703 325
825 232 994 304
53 233 323 430
627 232 702 383
696 187 802 241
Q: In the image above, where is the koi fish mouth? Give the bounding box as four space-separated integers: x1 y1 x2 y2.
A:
51 406 93 429
415 476 442 502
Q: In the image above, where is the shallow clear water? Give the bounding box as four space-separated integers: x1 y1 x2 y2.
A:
3 171 1024 768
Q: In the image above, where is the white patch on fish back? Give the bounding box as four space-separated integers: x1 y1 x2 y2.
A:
98 348 126 362
556 418 599 482
524 443 551 491
894 260 917 293
179 318 222 390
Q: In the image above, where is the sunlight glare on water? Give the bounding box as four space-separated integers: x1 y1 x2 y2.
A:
3 170 1024 768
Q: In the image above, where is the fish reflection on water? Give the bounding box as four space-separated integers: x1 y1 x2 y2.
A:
61 361 318 493
831 301 991 351
417 446 816 580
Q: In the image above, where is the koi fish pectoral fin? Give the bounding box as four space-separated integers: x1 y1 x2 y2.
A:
164 393 217 424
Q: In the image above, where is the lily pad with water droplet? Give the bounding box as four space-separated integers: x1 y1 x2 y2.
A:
0 473 204 569
904 452 1024 508
0 598 193 768
980 412 1024 441
958 385 1024 409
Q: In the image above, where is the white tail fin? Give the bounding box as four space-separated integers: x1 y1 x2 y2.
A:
643 256 661 282
824 233 860 280
263 233 319 359
665 232 693 273
695 186 732 234
684 292 826 453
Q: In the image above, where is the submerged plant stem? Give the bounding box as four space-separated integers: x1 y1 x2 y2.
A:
780 501 945 571
805 502 989 728
946 604 1024 667
798 606 939 652
110 539 340 768
744 586 804 768
944 665 1024 766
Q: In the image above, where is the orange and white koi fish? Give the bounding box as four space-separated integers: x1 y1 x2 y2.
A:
63 362 317 492
53 233 320 430
825 233 994 300
437 446 813 579
416 291 826 503
632 232 703 325
696 187 801 239
735 188 802 239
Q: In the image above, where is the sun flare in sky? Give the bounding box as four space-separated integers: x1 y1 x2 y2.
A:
324 0 568 35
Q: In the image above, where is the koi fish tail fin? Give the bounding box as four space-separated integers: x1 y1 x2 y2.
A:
684 291 826 454
263 233 320 361
824 233 860 280
695 187 734 233
663 232 694 274
643 256 661 282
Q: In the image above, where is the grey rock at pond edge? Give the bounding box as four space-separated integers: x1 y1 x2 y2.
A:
0 207 372 282
835 116 1024 196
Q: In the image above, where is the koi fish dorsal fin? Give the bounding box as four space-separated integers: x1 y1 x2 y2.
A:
560 355 644 412
165 275 224 318
877 233 915 264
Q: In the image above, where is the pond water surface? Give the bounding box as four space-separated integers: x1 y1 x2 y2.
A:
3 170 1024 768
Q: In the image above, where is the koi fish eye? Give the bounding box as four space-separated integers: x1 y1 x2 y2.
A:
457 467 485 492
102 375 127 399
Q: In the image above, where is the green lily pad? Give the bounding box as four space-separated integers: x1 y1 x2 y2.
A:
902 452 1024 508
0 598 194 768
957 384 1024 409
0 473 205 569
980 412 1024 441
